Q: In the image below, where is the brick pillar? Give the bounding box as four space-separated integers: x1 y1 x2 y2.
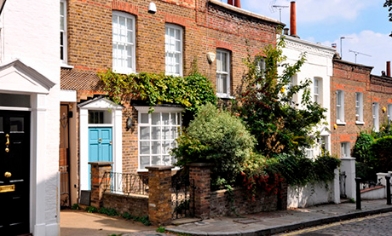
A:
277 178 288 210
189 163 211 219
146 165 173 226
90 162 112 208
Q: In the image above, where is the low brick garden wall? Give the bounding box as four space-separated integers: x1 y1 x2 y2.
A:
102 192 148 217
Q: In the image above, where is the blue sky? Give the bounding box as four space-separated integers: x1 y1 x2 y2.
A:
231 0 392 76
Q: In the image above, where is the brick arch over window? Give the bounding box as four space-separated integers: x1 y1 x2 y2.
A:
215 40 233 52
165 15 189 28
112 0 138 15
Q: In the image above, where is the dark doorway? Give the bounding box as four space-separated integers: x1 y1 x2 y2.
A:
0 110 30 235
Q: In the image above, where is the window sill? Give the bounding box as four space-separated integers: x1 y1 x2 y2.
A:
355 121 365 125
61 63 74 69
336 121 346 126
217 94 235 100
113 68 136 75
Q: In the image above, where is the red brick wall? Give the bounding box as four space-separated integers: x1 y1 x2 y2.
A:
64 0 280 173
102 193 149 217
331 59 392 158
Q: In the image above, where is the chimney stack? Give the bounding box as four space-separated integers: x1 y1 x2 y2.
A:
290 1 298 38
387 61 391 77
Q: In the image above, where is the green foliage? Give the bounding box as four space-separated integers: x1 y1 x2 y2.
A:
156 226 166 233
241 153 340 196
172 103 255 187
233 37 326 157
71 203 80 210
85 206 98 213
371 136 392 173
98 207 118 216
98 70 217 124
353 132 375 163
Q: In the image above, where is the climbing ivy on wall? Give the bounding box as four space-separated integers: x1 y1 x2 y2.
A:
98 70 217 122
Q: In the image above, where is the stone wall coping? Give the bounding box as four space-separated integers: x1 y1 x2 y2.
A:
377 173 391 177
145 165 174 171
340 157 356 161
188 163 213 167
88 161 113 166
103 192 149 200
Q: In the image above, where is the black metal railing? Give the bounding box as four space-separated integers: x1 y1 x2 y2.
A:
103 171 149 195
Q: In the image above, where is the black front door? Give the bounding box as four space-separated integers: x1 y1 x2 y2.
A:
0 111 30 235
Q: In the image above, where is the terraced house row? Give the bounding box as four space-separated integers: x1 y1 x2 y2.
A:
0 0 391 235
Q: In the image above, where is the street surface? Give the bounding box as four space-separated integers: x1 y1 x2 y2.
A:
277 211 392 236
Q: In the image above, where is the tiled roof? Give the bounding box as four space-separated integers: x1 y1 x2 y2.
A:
61 69 105 92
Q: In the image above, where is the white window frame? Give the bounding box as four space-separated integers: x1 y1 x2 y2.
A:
355 92 364 124
373 102 379 132
165 24 183 76
336 90 345 124
305 148 314 159
60 0 68 65
313 77 322 105
135 106 183 171
112 11 136 74
255 56 265 78
340 142 350 158
388 104 392 123
216 49 231 98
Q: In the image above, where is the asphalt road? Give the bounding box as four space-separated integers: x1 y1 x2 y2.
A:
277 211 392 236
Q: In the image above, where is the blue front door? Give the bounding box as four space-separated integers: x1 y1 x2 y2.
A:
88 127 112 189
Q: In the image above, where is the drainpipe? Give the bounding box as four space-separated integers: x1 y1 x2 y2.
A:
290 1 299 38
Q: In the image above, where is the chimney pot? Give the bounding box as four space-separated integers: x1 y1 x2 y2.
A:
331 43 337 48
290 1 298 38
387 61 391 77
228 0 234 5
234 0 241 8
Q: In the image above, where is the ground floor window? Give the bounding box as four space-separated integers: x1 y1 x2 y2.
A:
136 106 182 170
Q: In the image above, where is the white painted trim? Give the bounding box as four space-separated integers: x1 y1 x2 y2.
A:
134 105 184 113
79 98 123 191
60 90 77 102
0 106 31 111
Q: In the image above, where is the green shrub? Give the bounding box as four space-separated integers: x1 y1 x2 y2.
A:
85 206 97 213
371 136 392 173
172 103 255 188
352 132 375 163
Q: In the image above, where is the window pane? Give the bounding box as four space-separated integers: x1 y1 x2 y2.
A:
140 113 149 124
140 127 150 140
140 141 150 154
151 141 161 154
162 155 171 165
151 127 160 140
162 113 169 125
152 113 160 125
10 118 24 132
140 156 150 169
152 156 161 165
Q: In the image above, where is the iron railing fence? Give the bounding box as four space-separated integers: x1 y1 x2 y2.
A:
103 171 149 196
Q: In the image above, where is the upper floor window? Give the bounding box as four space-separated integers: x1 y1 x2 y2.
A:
112 11 136 74
165 24 183 76
388 104 392 122
336 90 345 124
373 102 379 132
60 0 67 64
255 56 265 78
355 92 364 124
313 77 322 105
216 49 231 98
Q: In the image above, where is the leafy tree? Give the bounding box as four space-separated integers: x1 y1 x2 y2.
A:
385 0 392 37
233 38 326 157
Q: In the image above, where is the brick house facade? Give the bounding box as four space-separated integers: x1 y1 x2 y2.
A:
59 0 282 206
330 58 392 158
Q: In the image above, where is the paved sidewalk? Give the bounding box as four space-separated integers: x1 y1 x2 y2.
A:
166 199 392 235
60 209 168 236
60 199 392 236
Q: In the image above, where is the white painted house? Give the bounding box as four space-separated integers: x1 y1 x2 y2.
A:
0 0 60 235
280 1 335 159
281 34 335 158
